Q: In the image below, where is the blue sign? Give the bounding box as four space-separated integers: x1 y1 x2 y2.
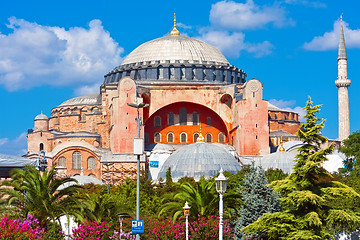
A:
149 161 159 168
131 220 144 233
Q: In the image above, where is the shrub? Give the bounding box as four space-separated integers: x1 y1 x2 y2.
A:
0 214 45 240
71 221 112 240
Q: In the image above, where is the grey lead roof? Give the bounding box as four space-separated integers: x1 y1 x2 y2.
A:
122 35 230 66
157 142 242 181
58 94 101 107
338 18 347 60
0 154 37 167
259 151 297 174
34 113 48 120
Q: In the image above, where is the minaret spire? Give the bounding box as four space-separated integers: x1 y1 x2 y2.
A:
335 15 351 141
338 15 347 60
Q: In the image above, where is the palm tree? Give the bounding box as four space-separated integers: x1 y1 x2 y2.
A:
159 179 219 221
79 193 133 223
0 165 83 229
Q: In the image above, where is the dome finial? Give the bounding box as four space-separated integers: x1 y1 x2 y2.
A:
279 135 285 151
197 123 205 143
170 13 180 36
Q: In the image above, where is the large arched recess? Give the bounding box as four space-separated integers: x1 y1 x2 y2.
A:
144 102 229 145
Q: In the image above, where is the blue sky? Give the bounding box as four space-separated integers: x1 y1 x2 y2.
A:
1 0 360 156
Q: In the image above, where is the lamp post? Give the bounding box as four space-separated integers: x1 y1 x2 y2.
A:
183 201 190 240
215 168 228 240
118 215 124 239
127 102 149 240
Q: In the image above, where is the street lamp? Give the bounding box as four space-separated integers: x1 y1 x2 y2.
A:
127 102 149 240
118 215 124 239
215 168 228 240
183 201 191 240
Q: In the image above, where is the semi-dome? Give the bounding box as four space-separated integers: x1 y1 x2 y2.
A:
157 142 242 181
103 35 246 85
58 94 101 107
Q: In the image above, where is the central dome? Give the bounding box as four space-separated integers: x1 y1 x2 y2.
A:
121 35 230 66
103 33 246 85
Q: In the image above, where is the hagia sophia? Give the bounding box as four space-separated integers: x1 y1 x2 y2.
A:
21 15 350 183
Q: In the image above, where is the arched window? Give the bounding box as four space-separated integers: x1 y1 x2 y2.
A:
87 157 96 170
193 112 199 125
72 151 81 170
158 66 164 79
39 143 44 151
206 133 212 143
154 116 161 127
167 132 174 143
170 65 175 79
154 132 161 143
168 112 174 126
180 133 187 143
193 133 199 142
180 66 186 80
58 157 66 168
180 107 187 125
218 132 225 143
206 117 212 126
192 68 196 80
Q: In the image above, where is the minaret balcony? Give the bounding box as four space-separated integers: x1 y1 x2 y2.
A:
335 78 351 87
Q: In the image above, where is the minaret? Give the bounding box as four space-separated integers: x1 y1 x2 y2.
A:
335 15 351 141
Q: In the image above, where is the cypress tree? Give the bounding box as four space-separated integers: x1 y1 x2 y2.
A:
243 97 360 240
234 163 280 240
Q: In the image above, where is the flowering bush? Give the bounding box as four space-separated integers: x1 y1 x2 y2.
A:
109 230 136 239
126 215 233 240
0 214 45 240
71 221 112 240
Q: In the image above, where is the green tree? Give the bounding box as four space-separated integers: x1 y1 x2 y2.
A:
159 176 239 221
243 97 360 240
159 177 219 221
79 193 133 223
0 165 83 229
266 168 288 183
234 163 280 240
340 130 360 171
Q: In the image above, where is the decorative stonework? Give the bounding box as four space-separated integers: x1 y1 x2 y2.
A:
248 80 260 92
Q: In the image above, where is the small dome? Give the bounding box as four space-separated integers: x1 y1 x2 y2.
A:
157 142 241 181
58 94 101 107
35 113 48 120
58 175 103 190
122 35 230 66
260 151 297 174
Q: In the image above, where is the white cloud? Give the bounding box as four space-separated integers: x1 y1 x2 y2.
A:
197 31 245 58
0 17 124 92
269 99 306 122
304 19 360 51
177 22 192 30
246 40 274 57
0 132 27 156
75 83 100 96
197 30 274 58
210 0 294 31
284 0 326 8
